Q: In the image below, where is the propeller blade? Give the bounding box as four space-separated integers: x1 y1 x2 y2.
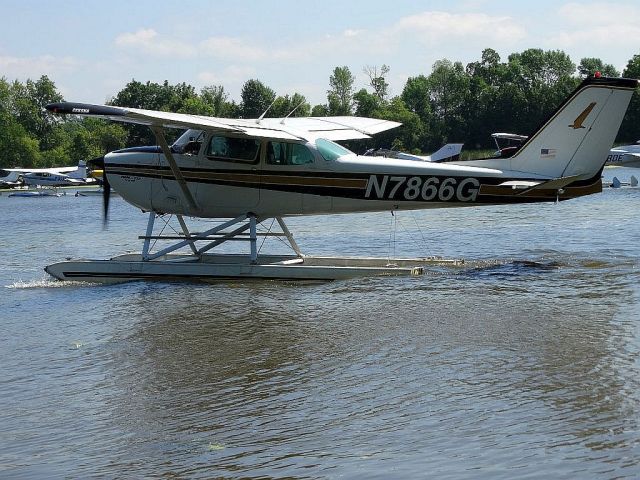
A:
87 156 105 170
102 159 111 228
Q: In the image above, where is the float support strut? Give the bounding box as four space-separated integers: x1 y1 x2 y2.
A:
142 212 156 260
249 214 258 263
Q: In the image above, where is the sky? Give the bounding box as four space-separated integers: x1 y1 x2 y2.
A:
1 0 639 107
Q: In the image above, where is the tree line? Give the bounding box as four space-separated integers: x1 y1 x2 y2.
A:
1 47 639 169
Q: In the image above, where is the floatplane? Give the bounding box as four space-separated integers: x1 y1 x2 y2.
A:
2 161 93 186
1 161 97 196
22 161 93 188
606 141 640 167
43 75 637 283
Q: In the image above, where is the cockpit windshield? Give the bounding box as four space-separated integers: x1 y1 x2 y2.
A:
172 129 204 154
315 138 353 161
173 129 204 146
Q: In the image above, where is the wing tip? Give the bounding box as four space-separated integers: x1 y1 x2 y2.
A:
45 102 127 116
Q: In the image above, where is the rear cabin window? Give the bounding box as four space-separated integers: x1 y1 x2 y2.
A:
266 141 315 165
206 135 260 163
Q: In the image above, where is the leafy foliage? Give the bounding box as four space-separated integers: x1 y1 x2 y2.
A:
1 48 639 169
327 66 355 116
240 79 276 118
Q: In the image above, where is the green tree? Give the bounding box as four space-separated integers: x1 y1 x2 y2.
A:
578 57 619 78
401 75 432 123
10 75 64 152
353 88 382 117
505 49 578 135
618 54 640 142
327 66 355 115
466 48 502 86
426 59 469 146
270 93 311 118
0 111 41 168
200 85 234 117
0 75 72 167
63 118 128 161
111 79 202 145
111 79 198 112
311 104 329 116
67 127 94 163
363 64 390 101
240 79 276 118
378 97 424 152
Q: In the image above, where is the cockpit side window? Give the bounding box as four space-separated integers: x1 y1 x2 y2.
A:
266 141 315 165
206 135 261 164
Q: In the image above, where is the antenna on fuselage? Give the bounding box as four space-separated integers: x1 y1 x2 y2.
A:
256 98 277 124
280 100 306 124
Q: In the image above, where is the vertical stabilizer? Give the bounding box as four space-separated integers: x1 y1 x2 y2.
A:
68 160 87 180
508 77 637 179
430 143 464 162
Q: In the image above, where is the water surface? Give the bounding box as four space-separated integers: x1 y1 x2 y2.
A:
1 168 639 478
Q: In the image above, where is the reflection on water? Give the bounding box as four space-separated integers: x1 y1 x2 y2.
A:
1 168 639 478
83 262 639 478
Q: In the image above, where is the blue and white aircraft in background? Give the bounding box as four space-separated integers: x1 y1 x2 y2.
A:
0 161 94 187
606 141 640 167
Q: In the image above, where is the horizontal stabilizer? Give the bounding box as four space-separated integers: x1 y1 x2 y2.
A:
513 175 583 195
497 180 542 189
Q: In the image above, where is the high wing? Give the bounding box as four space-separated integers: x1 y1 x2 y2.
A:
6 166 77 174
45 102 401 142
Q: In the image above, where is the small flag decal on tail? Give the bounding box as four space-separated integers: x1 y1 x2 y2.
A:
541 148 557 158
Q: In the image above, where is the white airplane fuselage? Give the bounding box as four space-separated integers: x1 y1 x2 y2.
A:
104 138 596 219
23 171 84 187
606 143 640 167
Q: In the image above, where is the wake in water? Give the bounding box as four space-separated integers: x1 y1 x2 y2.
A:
461 259 564 278
5 277 98 289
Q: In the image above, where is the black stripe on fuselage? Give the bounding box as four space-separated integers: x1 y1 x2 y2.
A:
104 163 600 203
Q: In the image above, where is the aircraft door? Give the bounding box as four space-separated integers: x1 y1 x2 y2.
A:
195 134 260 216
261 141 310 215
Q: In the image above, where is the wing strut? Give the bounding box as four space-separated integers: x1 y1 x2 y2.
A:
150 126 199 214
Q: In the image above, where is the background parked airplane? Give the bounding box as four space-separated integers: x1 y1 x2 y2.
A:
606 142 640 167
0 169 23 187
363 143 464 162
1 161 95 187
